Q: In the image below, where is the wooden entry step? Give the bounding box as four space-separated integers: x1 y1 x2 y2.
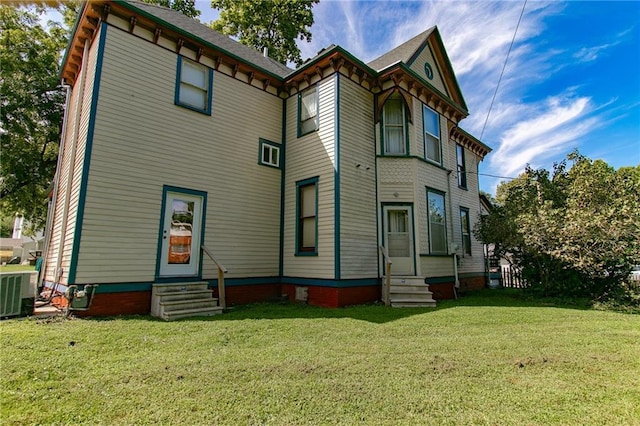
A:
382 276 437 308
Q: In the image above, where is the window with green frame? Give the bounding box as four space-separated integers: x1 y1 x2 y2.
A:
296 177 318 255
175 56 213 115
298 86 318 136
457 144 467 188
383 97 406 155
427 189 447 254
423 105 441 163
460 207 471 255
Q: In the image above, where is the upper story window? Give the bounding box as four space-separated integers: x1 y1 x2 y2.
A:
258 139 281 168
175 56 213 115
383 97 406 155
460 207 472 256
427 189 447 254
456 144 467 189
423 105 441 164
298 86 318 136
296 177 319 255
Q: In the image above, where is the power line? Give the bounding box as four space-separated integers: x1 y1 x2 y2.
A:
479 0 527 141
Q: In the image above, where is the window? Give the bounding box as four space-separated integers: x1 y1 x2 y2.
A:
423 105 441 163
258 139 281 168
298 86 318 136
383 97 406 155
456 144 467 188
175 56 213 114
427 189 447 254
296 177 318 255
460 207 471 256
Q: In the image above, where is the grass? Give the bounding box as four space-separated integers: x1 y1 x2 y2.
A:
2 290 639 425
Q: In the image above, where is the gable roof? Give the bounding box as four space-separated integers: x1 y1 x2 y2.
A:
367 27 436 71
368 26 467 112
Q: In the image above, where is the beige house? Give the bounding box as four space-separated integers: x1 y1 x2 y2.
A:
42 0 490 316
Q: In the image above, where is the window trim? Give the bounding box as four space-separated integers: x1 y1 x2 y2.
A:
174 56 213 115
258 139 281 169
381 97 408 156
295 177 319 256
457 144 467 189
426 188 448 255
460 207 472 256
297 86 319 137
423 104 442 164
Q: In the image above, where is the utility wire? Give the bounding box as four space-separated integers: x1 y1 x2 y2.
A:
479 0 528 141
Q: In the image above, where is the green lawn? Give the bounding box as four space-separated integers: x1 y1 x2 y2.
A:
2 291 639 425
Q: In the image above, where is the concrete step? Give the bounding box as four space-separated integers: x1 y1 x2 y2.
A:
159 298 219 312
391 300 437 308
383 276 437 308
152 282 209 294
154 289 213 302
162 306 224 321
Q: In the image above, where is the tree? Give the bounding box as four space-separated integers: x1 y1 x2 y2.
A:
475 152 640 300
0 5 68 229
210 0 318 66
142 0 201 19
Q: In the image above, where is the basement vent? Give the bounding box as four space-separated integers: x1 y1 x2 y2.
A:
295 286 308 302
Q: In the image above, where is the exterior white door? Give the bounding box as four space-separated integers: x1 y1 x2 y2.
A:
384 206 414 275
159 192 203 277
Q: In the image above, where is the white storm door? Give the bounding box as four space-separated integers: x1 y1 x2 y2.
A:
159 192 203 277
384 206 414 275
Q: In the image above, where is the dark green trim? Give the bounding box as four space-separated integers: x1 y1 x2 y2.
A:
297 85 319 137
420 253 452 258
68 22 108 284
279 99 287 277
207 277 281 287
334 74 341 280
116 0 284 81
174 56 213 115
154 185 208 280
373 97 381 277
281 277 380 288
425 272 486 284
295 176 319 256
257 138 282 169
426 187 448 255
459 206 472 256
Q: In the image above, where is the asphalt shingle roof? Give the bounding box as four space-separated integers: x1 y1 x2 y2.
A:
124 0 293 78
367 27 436 71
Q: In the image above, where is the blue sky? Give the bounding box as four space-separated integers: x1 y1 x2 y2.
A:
198 0 640 194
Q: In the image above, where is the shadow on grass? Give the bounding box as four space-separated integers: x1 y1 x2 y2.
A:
79 288 594 325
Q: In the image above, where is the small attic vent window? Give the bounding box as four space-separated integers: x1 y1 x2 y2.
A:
424 62 434 80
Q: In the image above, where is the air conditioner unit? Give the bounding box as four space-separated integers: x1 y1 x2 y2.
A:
1 272 37 317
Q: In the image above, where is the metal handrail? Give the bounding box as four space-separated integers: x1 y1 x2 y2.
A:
379 245 392 307
201 245 227 309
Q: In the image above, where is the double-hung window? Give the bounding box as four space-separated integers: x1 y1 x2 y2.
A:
427 189 447 254
298 86 318 136
423 105 441 163
456 144 467 188
175 56 213 115
296 177 318 255
383 97 406 155
460 207 471 255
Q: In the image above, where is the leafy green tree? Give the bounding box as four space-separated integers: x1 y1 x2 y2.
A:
210 0 319 66
0 5 68 228
476 152 640 300
142 0 201 19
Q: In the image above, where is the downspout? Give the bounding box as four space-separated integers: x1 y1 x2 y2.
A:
54 39 90 286
39 81 72 290
447 169 459 298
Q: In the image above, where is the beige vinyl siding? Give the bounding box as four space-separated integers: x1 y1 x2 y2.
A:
409 44 449 97
338 75 377 279
73 25 282 283
283 76 337 279
43 31 101 284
